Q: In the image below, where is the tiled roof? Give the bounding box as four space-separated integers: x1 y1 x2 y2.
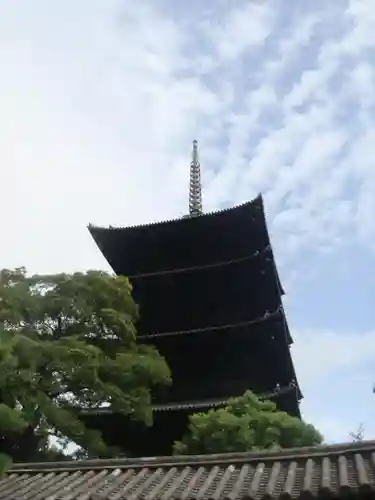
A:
2 441 375 500
88 194 263 231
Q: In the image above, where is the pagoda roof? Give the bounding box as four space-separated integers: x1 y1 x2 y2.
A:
4 440 375 500
88 194 283 285
89 194 264 232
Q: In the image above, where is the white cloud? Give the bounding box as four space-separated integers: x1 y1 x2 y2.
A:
2 0 374 269
292 327 375 442
211 2 276 61
292 328 375 382
343 0 375 53
1 0 375 443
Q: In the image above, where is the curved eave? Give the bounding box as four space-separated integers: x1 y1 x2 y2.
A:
89 194 263 232
88 194 285 295
79 383 302 416
138 306 289 340
152 384 301 411
88 196 266 277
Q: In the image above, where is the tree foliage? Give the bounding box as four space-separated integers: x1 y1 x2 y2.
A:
0 267 171 464
350 423 364 442
174 391 323 455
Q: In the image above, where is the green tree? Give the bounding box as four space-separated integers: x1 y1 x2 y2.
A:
350 423 364 442
0 453 12 477
0 267 171 465
174 391 323 455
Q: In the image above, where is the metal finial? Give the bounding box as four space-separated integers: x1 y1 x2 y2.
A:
189 140 203 217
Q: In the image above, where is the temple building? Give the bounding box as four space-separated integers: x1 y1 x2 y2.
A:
84 141 302 457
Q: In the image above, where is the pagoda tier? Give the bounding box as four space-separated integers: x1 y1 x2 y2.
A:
143 311 300 404
88 194 284 294
128 246 284 336
82 383 299 457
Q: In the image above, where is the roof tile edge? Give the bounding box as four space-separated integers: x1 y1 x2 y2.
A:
10 439 375 472
87 194 263 232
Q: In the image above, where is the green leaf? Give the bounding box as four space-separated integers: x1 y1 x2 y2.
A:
0 268 171 461
0 453 12 477
174 391 323 455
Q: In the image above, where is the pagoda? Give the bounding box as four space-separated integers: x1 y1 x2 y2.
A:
84 141 302 457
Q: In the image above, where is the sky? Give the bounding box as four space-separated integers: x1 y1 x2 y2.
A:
1 0 375 445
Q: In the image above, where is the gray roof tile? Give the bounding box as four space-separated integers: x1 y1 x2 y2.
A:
2 441 375 500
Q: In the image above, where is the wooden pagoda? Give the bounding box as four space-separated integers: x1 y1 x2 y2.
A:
84 141 302 456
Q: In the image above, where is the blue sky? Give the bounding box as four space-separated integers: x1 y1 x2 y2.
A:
1 0 375 445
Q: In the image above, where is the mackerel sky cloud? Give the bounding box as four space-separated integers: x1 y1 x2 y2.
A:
1 0 375 443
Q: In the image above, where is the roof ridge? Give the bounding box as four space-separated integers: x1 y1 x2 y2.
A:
10 440 375 472
88 194 263 231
